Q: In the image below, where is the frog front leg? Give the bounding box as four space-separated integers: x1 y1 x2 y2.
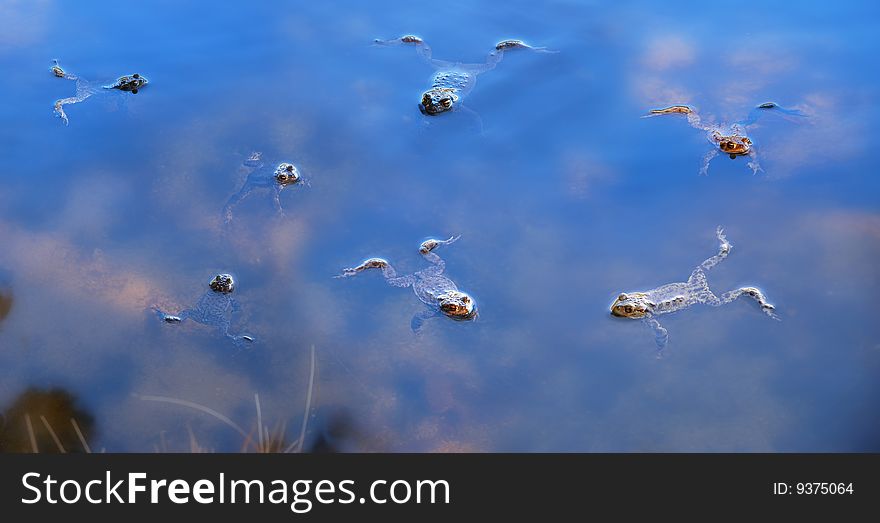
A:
746 149 763 175
642 316 668 354
699 147 719 176
272 185 286 217
411 308 440 334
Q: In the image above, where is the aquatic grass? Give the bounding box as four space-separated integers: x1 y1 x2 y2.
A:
21 413 94 453
138 345 318 453
40 415 66 453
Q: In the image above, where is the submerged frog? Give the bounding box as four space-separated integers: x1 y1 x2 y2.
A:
50 60 148 125
373 35 553 116
645 102 806 175
611 227 778 354
222 152 307 225
153 273 255 347
335 236 477 333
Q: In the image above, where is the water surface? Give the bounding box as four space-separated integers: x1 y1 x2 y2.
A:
0 0 878 451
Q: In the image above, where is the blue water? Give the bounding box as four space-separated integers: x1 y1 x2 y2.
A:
0 0 878 452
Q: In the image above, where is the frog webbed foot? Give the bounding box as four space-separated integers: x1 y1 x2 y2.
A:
747 150 763 175
154 307 189 324
230 333 256 349
411 309 440 334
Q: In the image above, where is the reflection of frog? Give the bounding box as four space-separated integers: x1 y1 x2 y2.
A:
373 35 553 116
0 283 12 327
336 236 477 333
50 60 148 125
222 152 307 225
153 274 255 347
645 102 806 175
611 227 778 355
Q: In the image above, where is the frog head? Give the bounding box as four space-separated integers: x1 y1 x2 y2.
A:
112 73 148 94
209 274 235 294
714 133 752 158
419 87 459 115
274 163 301 185
437 290 476 319
610 292 653 319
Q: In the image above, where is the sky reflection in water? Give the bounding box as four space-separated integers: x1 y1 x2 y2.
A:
0 0 878 451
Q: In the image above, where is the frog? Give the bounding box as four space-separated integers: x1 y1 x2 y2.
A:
335 236 477 333
373 35 553 116
222 152 307 225
103 73 147 93
644 102 806 175
153 273 255 347
50 59 148 125
610 226 778 354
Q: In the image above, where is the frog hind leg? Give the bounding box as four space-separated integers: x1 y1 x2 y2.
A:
687 268 721 307
335 259 416 289
373 36 453 70
738 102 808 127
470 40 556 75
222 182 254 225
695 226 732 273
419 236 460 276
52 78 95 125
720 287 779 320
687 226 730 304
411 308 440 334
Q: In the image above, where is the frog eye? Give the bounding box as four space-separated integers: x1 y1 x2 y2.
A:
624 306 634 314
133 74 140 79
618 294 627 301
